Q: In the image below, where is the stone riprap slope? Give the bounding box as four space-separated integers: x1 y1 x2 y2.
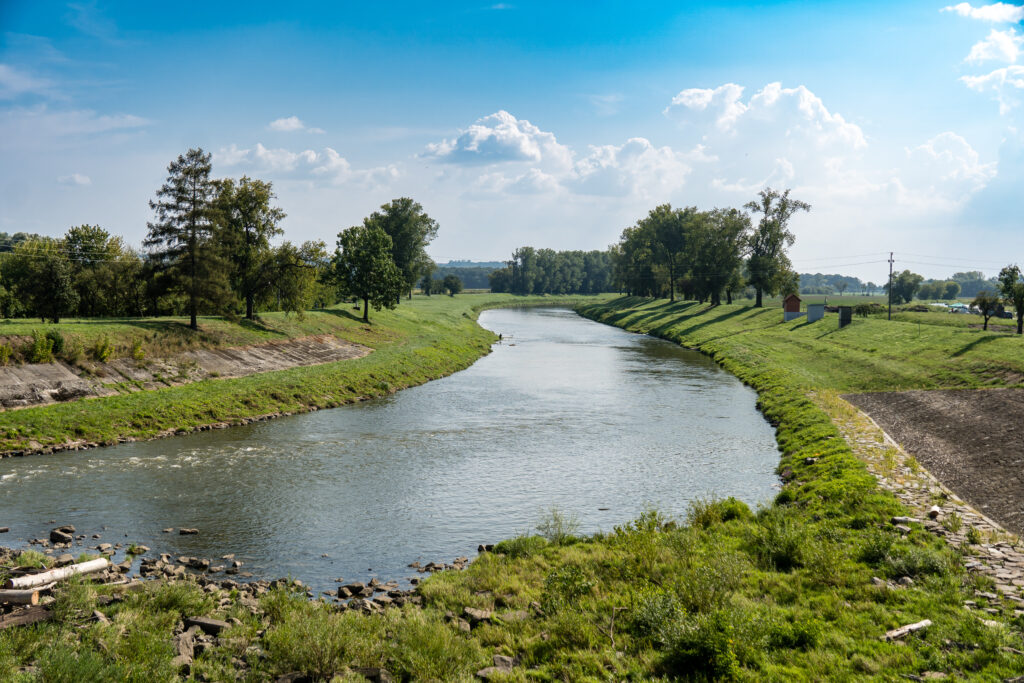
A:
0 335 370 410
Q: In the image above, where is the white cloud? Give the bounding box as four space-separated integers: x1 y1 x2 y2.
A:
966 28 1024 63
215 143 399 186
0 64 56 100
665 83 747 132
57 173 91 186
268 116 306 132
961 64 1024 113
900 132 996 209
942 2 1024 22
0 105 148 148
423 110 572 168
571 137 692 199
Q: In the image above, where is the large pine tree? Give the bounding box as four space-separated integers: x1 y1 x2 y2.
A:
144 148 229 329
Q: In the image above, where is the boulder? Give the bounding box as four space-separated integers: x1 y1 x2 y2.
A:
49 529 73 544
179 528 199 535
463 607 492 626
184 616 230 636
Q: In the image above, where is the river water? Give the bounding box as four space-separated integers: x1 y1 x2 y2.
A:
0 308 779 593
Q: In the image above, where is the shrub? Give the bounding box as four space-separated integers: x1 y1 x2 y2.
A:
0 342 11 366
131 337 145 361
858 529 895 565
50 577 96 622
943 511 962 534
675 554 743 613
45 329 64 355
536 506 580 546
25 330 54 363
746 508 807 571
62 336 84 363
660 610 741 681
966 527 983 545
93 335 114 362
37 647 122 683
541 565 594 613
263 605 385 679
632 588 684 646
882 544 949 579
687 496 753 528
493 534 548 559
15 549 49 569
138 581 215 617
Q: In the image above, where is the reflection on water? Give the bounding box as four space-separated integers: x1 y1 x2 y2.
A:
0 308 779 592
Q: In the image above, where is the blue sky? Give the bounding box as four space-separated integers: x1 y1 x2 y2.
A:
2 1 1023 281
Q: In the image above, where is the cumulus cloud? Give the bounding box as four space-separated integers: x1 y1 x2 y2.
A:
961 64 1024 113
267 116 324 134
942 2 1024 22
215 143 398 186
423 110 572 168
966 28 1024 63
571 138 692 199
900 132 996 209
57 173 91 186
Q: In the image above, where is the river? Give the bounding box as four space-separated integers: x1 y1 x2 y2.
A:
0 307 779 593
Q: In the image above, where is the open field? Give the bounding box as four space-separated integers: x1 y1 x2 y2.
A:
2 295 1023 680
0 293 613 456
846 388 1024 536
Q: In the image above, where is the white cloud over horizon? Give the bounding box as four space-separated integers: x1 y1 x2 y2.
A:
215 143 399 186
268 116 325 134
57 172 91 186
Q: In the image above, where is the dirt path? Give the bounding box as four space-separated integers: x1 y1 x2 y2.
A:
0 335 371 410
844 388 1024 537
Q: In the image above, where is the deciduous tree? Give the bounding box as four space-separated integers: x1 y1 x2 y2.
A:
998 265 1024 335
743 188 809 307
363 198 439 301
972 291 1001 331
333 225 403 322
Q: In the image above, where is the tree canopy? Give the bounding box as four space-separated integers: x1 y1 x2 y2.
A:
363 198 439 301
333 224 404 322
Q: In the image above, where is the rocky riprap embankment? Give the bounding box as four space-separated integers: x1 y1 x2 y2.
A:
818 394 1024 622
0 334 370 411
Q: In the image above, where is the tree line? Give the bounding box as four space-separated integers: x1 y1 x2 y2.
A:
0 148 448 326
888 267 1024 334
610 188 809 306
487 248 613 295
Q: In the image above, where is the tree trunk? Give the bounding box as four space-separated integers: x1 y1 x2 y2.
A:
755 287 763 307
711 291 721 306
363 297 369 323
726 290 733 304
5 558 109 589
246 295 255 320
1018 312 1023 335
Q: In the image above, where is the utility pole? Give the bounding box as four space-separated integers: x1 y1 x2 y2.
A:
887 252 894 321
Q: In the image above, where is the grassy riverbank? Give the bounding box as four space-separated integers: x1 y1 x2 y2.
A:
2 296 1023 681
0 294 611 455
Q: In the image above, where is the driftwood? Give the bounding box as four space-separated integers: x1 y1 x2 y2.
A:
0 606 52 630
0 588 41 605
882 619 932 641
5 558 109 590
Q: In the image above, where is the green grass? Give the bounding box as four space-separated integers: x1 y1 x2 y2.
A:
0 294 613 454
2 294 1023 680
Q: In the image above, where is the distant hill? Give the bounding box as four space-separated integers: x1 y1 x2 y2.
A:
440 260 504 269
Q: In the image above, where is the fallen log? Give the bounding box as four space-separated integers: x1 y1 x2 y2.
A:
882 619 932 641
0 606 52 630
0 589 40 605
4 558 109 590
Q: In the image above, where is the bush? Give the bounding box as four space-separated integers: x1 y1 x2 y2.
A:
138 581 215 617
15 549 49 569
131 336 145 361
25 330 54 363
0 342 11 366
45 329 64 355
493 534 549 559
632 588 684 646
858 529 895 565
882 544 949 579
746 508 807 571
660 610 741 681
536 507 580 546
541 565 594 613
687 496 753 528
93 335 114 362
62 336 84 363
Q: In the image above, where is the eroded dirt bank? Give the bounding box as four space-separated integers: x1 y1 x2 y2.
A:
0 335 371 410
845 388 1024 536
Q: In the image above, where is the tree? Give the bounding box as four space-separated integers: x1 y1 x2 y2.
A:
690 208 749 305
443 274 463 297
363 198 439 301
743 188 810 307
144 148 230 330
972 291 1001 331
333 225 404 322
639 204 693 302
272 240 327 318
4 238 79 323
998 265 1024 335
886 270 924 304
213 176 286 320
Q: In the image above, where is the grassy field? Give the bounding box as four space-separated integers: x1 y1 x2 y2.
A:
2 295 1023 681
0 294 612 455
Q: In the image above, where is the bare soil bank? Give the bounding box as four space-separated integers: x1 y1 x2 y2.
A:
845 388 1024 536
0 335 371 410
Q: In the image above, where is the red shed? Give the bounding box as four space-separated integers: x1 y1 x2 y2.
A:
782 293 801 313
